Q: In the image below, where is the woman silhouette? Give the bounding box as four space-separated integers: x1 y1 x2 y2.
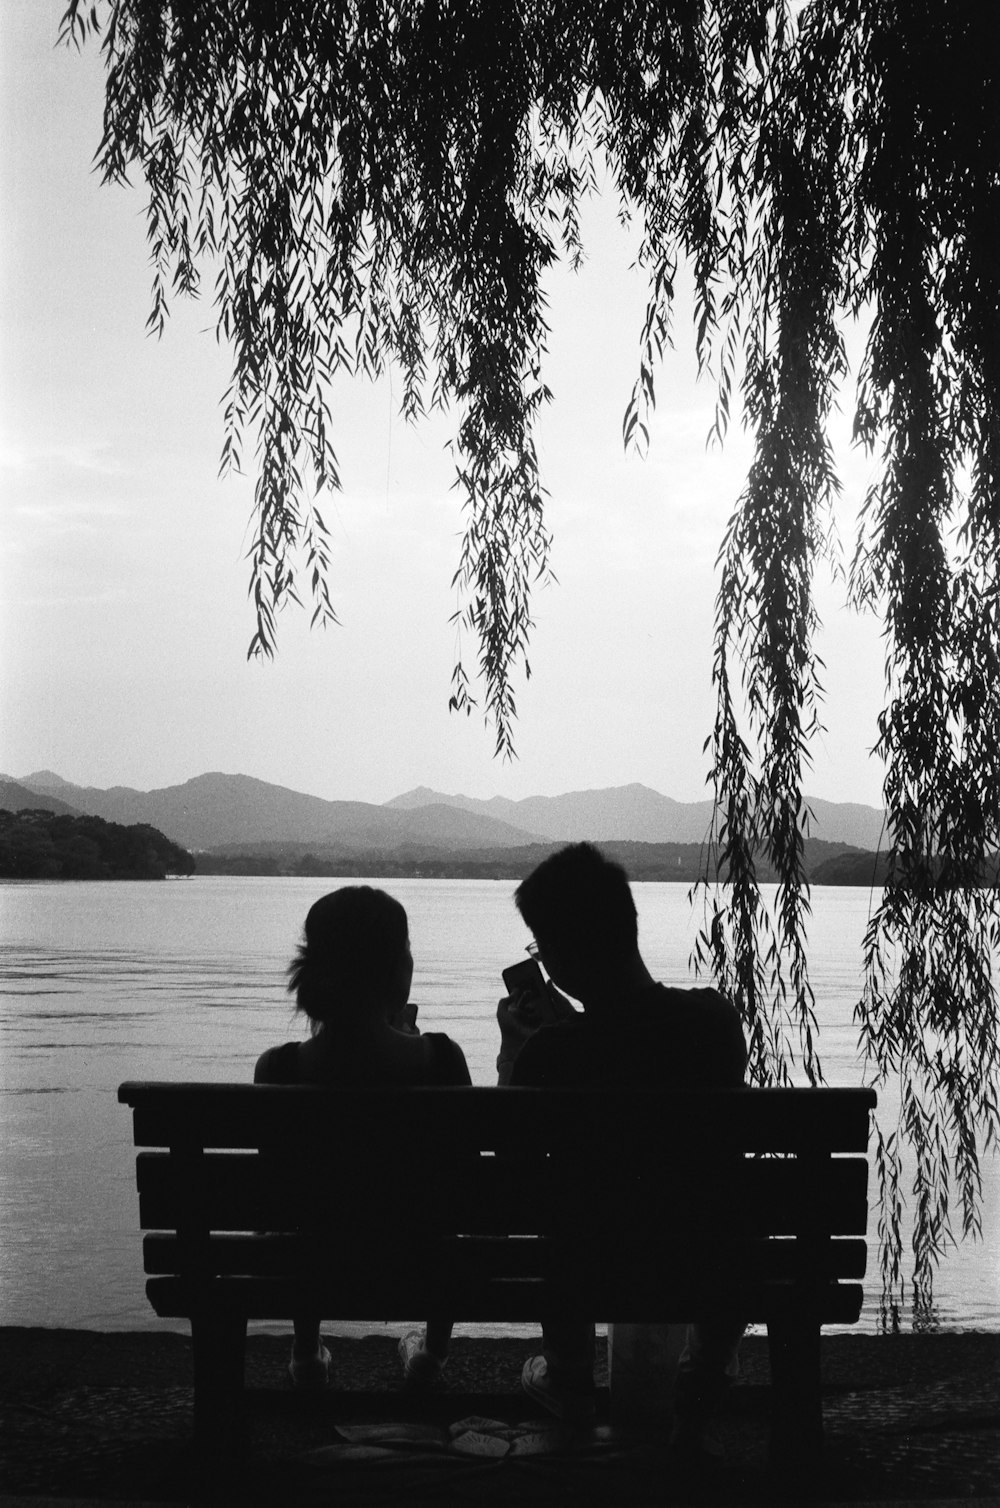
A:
255 886 470 1386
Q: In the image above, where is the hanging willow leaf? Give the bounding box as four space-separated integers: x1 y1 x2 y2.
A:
63 0 1000 1323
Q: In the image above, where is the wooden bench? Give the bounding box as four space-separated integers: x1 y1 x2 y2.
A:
119 1081 875 1462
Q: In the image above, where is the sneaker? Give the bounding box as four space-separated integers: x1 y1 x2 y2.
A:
520 1354 596 1425
398 1330 445 1387
289 1342 331 1389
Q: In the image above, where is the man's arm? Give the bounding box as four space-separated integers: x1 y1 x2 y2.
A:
496 983 577 1085
496 994 539 1085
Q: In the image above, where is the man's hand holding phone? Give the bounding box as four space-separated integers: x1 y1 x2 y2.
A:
501 958 558 1024
496 958 574 1084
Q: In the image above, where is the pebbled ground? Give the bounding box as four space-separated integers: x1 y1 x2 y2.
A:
1 1329 998 1504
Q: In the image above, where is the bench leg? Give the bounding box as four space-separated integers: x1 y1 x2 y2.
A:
190 1310 248 1443
766 1316 823 1473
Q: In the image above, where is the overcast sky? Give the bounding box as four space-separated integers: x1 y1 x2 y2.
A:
2 1 887 808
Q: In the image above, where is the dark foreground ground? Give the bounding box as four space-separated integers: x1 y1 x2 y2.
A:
1 1328 998 1505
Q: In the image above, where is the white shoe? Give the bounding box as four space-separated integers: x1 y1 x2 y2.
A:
288 1342 331 1389
398 1330 445 1387
520 1354 596 1424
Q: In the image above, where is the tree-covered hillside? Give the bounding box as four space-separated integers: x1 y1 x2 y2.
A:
0 810 195 880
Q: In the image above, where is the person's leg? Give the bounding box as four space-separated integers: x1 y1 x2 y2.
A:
540 1315 595 1389
399 1316 452 1385
289 1313 331 1387
675 1312 744 1450
608 1322 688 1425
520 1313 597 1423
682 1314 744 1391
424 1315 453 1359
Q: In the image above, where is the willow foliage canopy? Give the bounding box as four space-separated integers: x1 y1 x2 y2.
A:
64 0 1000 1323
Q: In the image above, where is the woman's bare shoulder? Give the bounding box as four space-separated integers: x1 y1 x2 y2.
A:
254 1041 300 1083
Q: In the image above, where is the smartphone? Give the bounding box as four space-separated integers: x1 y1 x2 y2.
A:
502 958 557 1024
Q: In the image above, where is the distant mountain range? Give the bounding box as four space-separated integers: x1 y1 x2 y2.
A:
4 769 888 857
3 772 535 853
387 783 887 850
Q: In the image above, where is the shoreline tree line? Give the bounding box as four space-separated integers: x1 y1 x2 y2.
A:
0 809 195 880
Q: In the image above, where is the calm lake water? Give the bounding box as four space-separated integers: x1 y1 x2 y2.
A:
1 876 997 1335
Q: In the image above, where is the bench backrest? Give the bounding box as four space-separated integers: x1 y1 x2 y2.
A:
119 1082 875 1322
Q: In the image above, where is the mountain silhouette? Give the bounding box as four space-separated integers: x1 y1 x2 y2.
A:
386 782 887 850
13 771 886 853
385 781 713 840
13 772 540 852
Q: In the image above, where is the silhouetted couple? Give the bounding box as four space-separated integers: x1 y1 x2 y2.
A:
255 843 745 1426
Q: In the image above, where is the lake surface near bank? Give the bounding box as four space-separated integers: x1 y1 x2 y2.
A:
1 875 997 1334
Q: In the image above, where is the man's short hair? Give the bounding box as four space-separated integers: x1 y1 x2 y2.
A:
514 843 638 966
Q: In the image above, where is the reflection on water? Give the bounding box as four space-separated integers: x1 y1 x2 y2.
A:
1 875 997 1334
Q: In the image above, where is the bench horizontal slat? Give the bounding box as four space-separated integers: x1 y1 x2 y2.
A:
142 1231 869 1283
119 1083 876 1154
143 1272 865 1326
134 1148 870 1239
143 1231 548 1278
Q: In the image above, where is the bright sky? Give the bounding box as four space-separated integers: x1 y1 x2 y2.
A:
1 1 887 808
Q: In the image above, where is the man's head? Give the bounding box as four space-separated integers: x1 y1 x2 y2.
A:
514 843 639 998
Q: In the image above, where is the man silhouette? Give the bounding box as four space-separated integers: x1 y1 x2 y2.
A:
497 842 746 1427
